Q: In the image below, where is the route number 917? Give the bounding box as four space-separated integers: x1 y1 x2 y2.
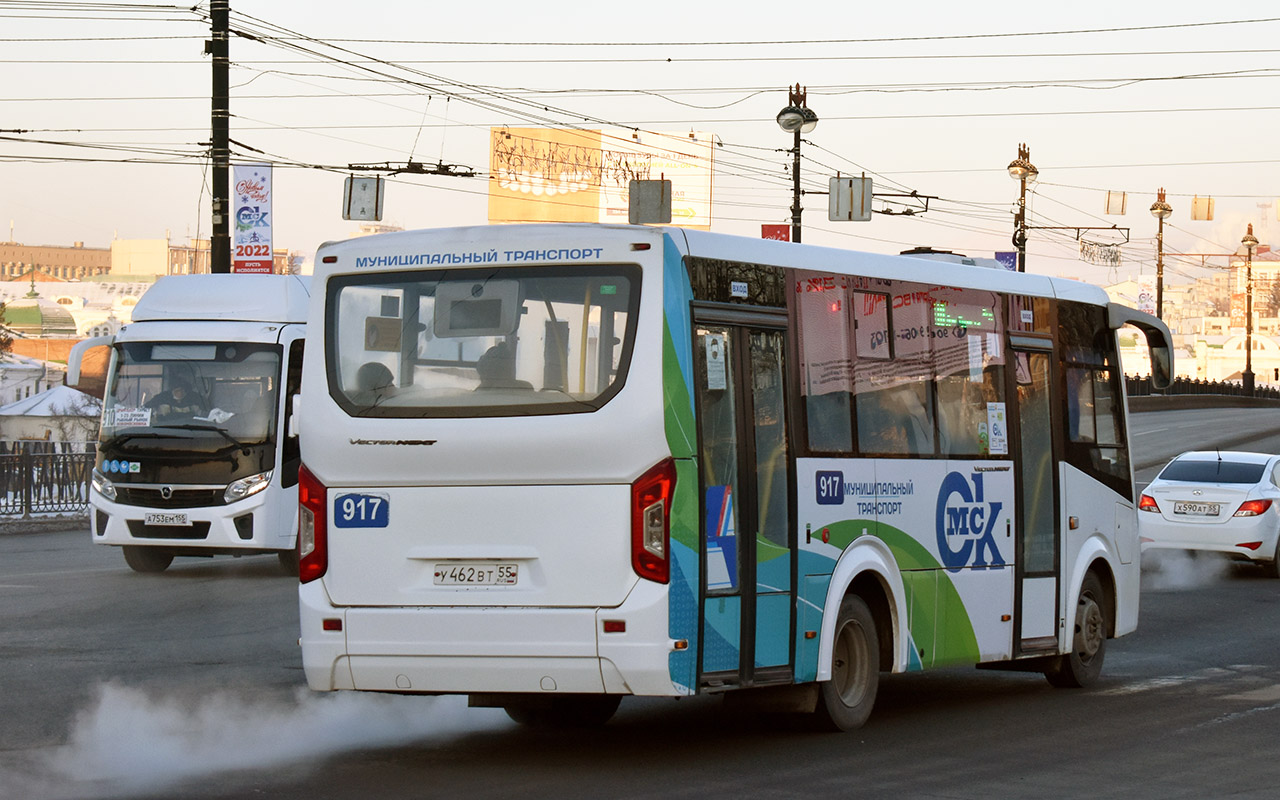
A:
333 493 390 528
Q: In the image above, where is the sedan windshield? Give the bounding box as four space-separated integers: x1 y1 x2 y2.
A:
1158 459 1267 484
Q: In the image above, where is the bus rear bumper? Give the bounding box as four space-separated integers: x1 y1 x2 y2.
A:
299 578 681 698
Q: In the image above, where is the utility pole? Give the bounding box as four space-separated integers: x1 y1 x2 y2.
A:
1243 224 1259 396
1150 189 1172 320
210 0 231 273
1006 144 1038 273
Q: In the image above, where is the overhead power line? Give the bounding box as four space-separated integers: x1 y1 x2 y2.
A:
264 16 1280 47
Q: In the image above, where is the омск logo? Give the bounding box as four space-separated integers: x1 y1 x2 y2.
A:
935 471 1004 573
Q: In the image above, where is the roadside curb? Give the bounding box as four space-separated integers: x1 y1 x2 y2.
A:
0 516 88 535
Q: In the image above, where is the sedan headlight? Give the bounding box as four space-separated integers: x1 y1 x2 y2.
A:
224 470 273 504
91 470 116 502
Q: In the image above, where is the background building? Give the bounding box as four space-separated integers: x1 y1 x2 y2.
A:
0 240 110 281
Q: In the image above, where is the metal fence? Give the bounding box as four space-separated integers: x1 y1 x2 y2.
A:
0 441 96 518
1125 375 1280 399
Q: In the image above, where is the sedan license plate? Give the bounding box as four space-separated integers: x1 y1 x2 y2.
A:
144 511 190 526
434 563 518 586
1173 501 1220 516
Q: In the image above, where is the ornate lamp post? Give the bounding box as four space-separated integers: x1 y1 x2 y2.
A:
1149 189 1173 320
1007 143 1038 273
1242 224 1259 395
777 85 818 243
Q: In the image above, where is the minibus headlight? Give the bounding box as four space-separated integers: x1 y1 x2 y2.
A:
91 470 116 502
224 470 273 504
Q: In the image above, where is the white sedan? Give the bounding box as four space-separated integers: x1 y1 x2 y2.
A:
1139 451 1280 578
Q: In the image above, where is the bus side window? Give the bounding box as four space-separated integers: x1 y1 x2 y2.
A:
795 271 855 453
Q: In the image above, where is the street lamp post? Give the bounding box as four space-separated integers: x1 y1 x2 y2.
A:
776 84 818 243
1150 189 1173 320
1007 143 1038 273
1243 224 1259 395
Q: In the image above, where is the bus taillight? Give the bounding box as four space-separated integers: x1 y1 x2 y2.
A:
298 463 328 584
631 458 676 584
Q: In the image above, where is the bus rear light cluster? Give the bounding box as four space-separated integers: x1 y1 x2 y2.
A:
298 463 328 584
631 458 676 584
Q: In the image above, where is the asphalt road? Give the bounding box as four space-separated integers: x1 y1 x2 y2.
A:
2 406 1280 799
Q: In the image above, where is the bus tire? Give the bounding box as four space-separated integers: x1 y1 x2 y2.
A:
813 595 879 731
122 546 174 574
277 549 300 576
504 695 621 729
1045 571 1107 688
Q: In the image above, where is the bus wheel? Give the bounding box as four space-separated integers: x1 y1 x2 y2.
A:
277 549 299 576
504 695 621 729
814 595 879 731
122 546 174 574
1045 572 1107 688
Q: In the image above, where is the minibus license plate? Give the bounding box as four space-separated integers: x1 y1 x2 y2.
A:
434 564 518 586
1174 501 1219 516
145 512 190 526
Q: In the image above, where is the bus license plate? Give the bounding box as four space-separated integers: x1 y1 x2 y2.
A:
1174 501 1219 516
434 563 518 586
144 512 190 526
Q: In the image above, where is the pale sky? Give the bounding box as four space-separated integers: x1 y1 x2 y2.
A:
2 0 1278 287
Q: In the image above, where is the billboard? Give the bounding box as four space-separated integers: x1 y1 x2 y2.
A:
489 128 713 228
232 163 273 274
1137 275 1156 316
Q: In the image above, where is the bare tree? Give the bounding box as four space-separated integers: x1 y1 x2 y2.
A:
49 390 102 448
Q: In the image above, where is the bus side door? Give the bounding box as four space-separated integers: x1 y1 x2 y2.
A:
1010 340 1061 654
692 309 795 689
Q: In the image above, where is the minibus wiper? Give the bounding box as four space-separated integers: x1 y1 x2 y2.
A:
164 423 252 455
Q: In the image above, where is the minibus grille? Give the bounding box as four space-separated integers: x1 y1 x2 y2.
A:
115 486 226 508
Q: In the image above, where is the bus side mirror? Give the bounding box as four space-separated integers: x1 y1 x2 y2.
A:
1107 303 1173 391
288 393 301 438
67 334 115 386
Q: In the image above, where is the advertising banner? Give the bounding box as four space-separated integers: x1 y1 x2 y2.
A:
488 128 713 228
233 163 273 274
1230 292 1247 330
1137 275 1156 315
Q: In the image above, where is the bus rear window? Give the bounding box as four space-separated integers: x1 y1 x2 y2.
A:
326 265 641 417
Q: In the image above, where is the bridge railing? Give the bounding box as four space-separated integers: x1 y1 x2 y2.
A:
1125 375 1280 399
0 441 95 518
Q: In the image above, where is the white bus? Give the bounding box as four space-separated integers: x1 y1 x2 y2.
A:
70 274 309 573
296 224 1170 729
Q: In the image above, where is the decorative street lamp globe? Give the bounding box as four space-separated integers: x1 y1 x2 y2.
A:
1007 154 1038 185
1149 195 1172 221
776 104 818 134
